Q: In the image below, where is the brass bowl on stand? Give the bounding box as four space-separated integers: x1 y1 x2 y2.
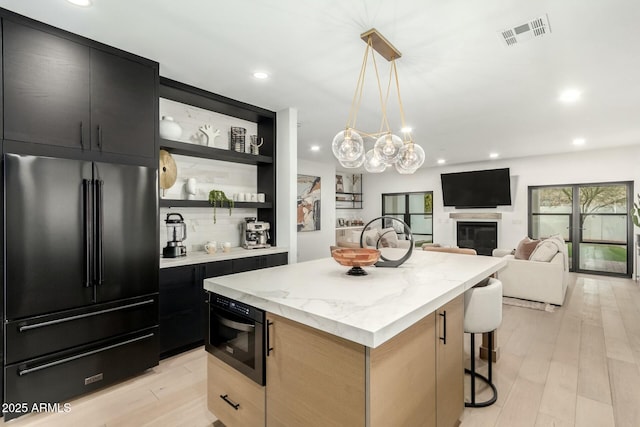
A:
331 248 381 276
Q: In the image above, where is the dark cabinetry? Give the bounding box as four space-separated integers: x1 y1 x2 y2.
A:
159 253 287 357
3 20 155 159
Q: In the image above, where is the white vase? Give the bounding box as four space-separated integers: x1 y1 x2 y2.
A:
159 116 182 140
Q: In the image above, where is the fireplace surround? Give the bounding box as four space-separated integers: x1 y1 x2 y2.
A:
456 221 497 256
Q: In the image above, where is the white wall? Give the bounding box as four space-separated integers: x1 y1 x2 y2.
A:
276 108 298 263
296 159 336 262
361 145 640 250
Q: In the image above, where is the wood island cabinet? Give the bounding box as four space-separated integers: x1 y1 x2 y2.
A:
205 294 463 427
3 19 156 159
436 296 464 427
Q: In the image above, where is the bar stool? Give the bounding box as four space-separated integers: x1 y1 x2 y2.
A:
464 277 502 407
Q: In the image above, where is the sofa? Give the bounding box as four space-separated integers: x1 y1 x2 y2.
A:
336 227 411 249
492 235 569 305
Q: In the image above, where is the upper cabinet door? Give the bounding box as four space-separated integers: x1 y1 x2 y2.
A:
91 49 156 158
3 21 91 148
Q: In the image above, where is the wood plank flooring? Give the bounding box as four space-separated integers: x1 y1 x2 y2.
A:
461 274 640 427
1 273 638 426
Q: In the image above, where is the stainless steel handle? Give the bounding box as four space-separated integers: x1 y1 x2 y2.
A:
94 180 104 285
83 179 93 287
18 299 155 332
18 333 154 376
80 122 85 148
214 313 255 332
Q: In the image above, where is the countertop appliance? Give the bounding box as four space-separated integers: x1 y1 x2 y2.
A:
163 212 187 258
242 217 271 249
205 292 265 385
3 154 159 420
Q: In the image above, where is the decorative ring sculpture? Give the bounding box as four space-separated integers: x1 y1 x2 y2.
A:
359 216 414 268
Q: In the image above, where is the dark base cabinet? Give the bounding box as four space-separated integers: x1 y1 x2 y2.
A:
159 253 287 358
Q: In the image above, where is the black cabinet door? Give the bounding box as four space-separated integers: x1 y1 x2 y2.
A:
232 256 261 273
204 260 233 278
266 252 288 268
91 49 155 158
159 265 204 356
3 21 90 148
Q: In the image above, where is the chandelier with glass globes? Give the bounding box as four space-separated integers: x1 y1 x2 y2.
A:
332 29 425 174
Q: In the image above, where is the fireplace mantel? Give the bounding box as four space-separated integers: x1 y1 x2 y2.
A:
449 213 502 220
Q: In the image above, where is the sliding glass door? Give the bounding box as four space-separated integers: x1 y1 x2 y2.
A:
529 182 632 277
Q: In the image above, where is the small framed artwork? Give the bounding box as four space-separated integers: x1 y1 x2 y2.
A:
297 174 321 232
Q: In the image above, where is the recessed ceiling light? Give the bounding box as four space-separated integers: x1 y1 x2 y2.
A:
489 152 499 159
253 72 269 79
437 159 446 165
310 145 320 152
558 88 581 103
67 0 92 6
572 138 586 146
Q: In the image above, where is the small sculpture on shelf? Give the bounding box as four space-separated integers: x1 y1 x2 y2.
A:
159 116 183 140
249 135 264 155
198 124 221 147
208 190 234 224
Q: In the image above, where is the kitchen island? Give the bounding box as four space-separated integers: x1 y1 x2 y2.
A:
204 250 506 427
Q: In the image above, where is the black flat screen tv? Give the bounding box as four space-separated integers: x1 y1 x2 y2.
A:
441 168 511 208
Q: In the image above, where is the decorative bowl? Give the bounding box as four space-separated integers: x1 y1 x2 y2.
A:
331 248 380 276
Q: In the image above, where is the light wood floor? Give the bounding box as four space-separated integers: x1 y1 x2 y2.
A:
2 273 639 426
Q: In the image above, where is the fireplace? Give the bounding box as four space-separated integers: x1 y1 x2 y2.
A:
456 221 497 256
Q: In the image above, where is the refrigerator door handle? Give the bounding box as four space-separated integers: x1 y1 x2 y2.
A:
94 180 104 286
83 179 93 288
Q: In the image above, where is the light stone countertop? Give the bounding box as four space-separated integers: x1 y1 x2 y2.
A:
160 246 288 269
203 249 507 348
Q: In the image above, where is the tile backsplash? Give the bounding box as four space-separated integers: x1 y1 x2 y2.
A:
159 155 259 254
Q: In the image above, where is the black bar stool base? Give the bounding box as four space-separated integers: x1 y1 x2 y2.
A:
465 331 498 408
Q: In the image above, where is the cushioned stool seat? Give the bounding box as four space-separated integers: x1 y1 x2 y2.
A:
464 277 502 407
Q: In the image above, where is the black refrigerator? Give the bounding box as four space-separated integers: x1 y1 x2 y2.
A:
3 153 159 420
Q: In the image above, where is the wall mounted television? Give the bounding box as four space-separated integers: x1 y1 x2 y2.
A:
440 167 512 208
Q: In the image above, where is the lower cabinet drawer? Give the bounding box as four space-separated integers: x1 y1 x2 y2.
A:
4 328 158 421
207 354 265 427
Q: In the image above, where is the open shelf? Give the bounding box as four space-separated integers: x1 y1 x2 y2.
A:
159 199 272 209
160 139 272 165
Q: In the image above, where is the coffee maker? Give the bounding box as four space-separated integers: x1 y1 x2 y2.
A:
163 213 187 258
242 217 271 249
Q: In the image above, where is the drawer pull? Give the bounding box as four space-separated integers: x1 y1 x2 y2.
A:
439 310 447 345
18 299 155 332
18 332 154 376
220 394 240 410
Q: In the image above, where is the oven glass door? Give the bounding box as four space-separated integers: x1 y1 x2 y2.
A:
208 305 264 384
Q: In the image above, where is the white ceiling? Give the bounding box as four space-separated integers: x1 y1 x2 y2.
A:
2 0 640 170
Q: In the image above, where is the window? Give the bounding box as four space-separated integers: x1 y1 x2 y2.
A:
382 192 433 247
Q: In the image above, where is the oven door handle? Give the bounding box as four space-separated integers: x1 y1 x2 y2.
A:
214 313 256 332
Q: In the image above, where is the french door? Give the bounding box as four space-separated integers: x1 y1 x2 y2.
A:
529 182 633 277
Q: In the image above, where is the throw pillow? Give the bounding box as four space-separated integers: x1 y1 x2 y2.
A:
361 228 380 247
378 227 399 248
529 240 559 262
514 237 540 260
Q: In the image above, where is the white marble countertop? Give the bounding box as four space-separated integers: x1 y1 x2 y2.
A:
203 249 507 348
160 246 288 269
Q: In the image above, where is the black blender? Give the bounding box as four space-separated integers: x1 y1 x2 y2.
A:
163 213 187 258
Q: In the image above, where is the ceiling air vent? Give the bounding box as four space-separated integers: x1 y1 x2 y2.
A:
498 14 551 47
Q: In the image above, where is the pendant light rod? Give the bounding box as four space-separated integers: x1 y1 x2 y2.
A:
360 28 402 62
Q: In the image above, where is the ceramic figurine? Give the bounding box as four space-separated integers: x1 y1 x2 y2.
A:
199 124 221 147
159 116 182 140
185 178 197 200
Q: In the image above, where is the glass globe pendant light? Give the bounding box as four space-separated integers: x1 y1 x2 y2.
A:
332 29 425 174
332 128 364 163
364 149 386 173
373 133 403 164
395 142 425 173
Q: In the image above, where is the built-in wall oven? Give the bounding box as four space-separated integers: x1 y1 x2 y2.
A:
205 292 265 385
